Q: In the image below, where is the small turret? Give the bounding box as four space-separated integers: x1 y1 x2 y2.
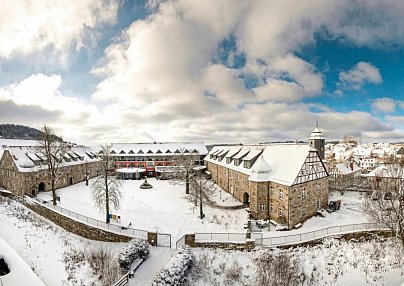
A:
308 121 325 159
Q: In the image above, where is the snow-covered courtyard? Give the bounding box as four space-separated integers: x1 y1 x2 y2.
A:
37 178 248 241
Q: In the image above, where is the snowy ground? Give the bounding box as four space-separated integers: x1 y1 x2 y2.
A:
189 237 404 286
255 191 369 238
0 196 127 285
37 178 248 241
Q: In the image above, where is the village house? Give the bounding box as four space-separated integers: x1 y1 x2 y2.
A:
329 162 362 191
0 139 100 196
108 142 207 178
204 127 329 229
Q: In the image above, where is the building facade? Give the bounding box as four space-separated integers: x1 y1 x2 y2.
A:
0 141 100 196
108 142 208 177
205 144 329 229
329 162 362 191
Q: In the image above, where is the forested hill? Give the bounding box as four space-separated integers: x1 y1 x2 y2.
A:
0 124 62 141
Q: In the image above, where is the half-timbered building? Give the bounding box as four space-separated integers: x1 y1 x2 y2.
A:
205 144 329 229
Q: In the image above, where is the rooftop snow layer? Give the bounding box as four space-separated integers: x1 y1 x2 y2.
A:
206 144 319 186
109 142 208 156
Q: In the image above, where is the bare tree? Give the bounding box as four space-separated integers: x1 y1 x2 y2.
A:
169 149 199 194
188 171 216 219
37 125 69 205
363 162 404 247
91 144 122 224
253 250 304 286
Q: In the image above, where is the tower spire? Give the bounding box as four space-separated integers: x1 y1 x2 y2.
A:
316 120 319 129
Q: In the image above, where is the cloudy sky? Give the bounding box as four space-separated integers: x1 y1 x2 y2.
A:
1 0 404 145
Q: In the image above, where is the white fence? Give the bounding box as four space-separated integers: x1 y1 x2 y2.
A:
256 222 387 247
195 232 246 243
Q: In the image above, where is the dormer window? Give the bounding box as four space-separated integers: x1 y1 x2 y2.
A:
226 158 231 164
234 159 240 166
243 160 252 169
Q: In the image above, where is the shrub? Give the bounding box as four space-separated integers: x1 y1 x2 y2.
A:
151 247 195 286
118 238 150 271
85 245 122 286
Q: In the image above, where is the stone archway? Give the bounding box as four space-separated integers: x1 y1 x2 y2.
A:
38 182 46 192
243 192 250 204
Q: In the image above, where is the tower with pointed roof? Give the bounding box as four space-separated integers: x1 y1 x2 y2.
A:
308 121 325 159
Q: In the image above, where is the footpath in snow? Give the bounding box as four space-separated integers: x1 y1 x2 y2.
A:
129 247 172 286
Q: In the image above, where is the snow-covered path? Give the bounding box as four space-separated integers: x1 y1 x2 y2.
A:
129 247 173 286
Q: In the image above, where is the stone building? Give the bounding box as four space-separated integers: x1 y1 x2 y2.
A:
205 144 329 229
108 142 207 177
0 140 100 196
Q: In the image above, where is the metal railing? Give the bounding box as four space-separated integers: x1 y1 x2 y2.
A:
113 258 146 286
176 235 186 249
113 272 130 286
35 197 148 240
195 232 246 243
175 223 388 249
258 222 387 247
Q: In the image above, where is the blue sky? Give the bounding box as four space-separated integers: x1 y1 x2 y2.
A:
1 0 404 144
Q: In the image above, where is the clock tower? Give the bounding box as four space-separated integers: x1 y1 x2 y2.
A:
308 122 325 160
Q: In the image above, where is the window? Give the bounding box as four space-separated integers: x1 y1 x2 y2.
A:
234 159 240 166
279 189 284 200
270 186 274 197
226 158 231 164
302 207 306 217
270 205 274 213
316 200 320 210
259 203 265 211
301 188 306 199
243 160 251 169
278 209 284 217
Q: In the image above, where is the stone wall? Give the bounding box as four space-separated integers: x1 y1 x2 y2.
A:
22 199 158 244
183 234 254 250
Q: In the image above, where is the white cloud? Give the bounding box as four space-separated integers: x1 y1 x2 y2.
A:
372 97 396 113
2 0 404 144
338 62 382 91
0 0 118 64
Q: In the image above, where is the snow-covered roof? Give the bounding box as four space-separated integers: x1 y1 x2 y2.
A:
366 164 404 178
115 167 146 173
232 148 250 159
205 144 321 186
243 149 263 161
225 147 241 158
0 237 45 286
0 138 38 160
108 142 207 156
335 163 361 175
2 145 99 173
309 126 325 140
